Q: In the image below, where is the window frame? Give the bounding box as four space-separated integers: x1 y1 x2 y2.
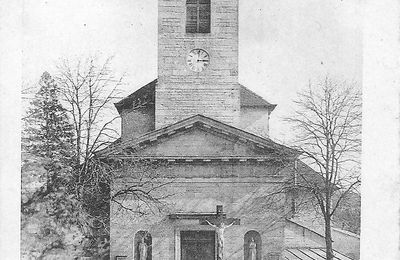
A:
186 0 211 34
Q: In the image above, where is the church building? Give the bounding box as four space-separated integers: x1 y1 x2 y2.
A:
98 1 358 259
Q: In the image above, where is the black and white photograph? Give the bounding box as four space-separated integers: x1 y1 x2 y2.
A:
0 0 399 260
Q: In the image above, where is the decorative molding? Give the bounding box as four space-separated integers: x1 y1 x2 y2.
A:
169 212 226 220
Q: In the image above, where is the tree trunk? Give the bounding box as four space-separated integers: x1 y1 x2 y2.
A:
325 216 334 260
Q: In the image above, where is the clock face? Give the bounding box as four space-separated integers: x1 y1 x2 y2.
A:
187 49 210 72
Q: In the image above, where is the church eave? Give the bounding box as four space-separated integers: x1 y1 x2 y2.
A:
101 155 293 163
169 212 226 220
241 103 277 111
239 83 277 111
114 79 157 114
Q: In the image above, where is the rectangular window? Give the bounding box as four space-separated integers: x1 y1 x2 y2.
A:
181 231 215 260
186 0 211 33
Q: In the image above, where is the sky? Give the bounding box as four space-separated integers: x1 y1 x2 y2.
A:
22 0 363 143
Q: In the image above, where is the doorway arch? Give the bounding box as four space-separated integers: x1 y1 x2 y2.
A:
244 230 261 260
134 231 152 260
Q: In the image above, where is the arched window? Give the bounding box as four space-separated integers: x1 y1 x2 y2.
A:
134 231 152 260
244 230 262 260
186 0 211 33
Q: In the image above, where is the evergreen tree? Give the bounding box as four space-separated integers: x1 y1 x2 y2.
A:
23 72 74 163
21 72 84 259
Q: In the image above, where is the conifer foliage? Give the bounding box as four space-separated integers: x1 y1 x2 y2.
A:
23 72 74 160
21 60 165 259
21 72 84 259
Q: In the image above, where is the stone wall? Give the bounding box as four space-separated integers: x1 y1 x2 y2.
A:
137 127 271 157
121 106 155 141
284 220 325 248
332 228 360 260
110 177 286 260
239 107 271 138
156 0 240 128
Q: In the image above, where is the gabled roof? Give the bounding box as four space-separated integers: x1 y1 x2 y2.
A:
113 79 276 114
96 114 298 158
239 83 277 110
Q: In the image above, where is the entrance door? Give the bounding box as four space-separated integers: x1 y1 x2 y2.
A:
181 231 215 260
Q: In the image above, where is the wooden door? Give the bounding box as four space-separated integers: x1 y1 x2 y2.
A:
181 231 215 260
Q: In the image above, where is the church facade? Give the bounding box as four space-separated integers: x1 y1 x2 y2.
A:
98 1 357 260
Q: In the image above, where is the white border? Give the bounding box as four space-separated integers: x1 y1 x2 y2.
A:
361 0 400 259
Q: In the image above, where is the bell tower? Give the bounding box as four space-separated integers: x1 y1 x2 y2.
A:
156 0 240 128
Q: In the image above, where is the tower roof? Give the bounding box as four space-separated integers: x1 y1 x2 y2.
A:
114 79 276 114
239 83 276 110
114 79 157 114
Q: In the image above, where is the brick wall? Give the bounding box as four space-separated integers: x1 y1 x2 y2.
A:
156 0 240 128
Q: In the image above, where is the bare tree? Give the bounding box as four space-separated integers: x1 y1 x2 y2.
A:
285 77 361 260
93 157 175 221
56 56 123 170
50 57 124 257
55 57 173 257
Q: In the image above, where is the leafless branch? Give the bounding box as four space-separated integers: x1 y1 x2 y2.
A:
283 76 361 260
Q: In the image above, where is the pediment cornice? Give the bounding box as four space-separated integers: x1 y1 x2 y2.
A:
97 114 298 159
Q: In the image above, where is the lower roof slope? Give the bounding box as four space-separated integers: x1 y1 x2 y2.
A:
283 248 353 260
114 79 276 114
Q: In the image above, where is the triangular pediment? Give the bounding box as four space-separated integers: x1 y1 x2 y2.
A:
97 115 297 160
135 127 263 157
